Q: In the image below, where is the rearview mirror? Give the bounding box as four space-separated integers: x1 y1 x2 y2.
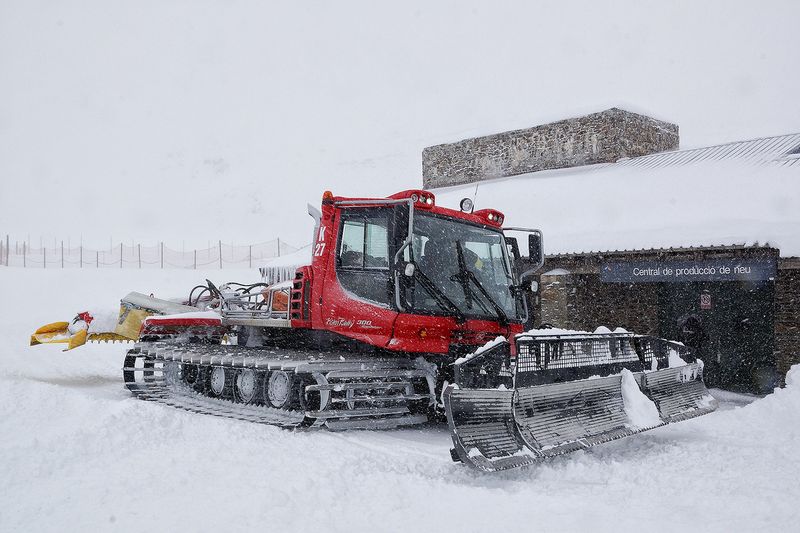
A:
505 236 520 262
528 233 543 266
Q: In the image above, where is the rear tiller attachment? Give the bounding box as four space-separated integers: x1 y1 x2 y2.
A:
444 332 717 472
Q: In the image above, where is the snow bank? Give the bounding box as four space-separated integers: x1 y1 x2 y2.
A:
433 161 800 256
148 310 222 321
620 369 662 430
519 326 632 337
520 327 593 336
668 349 688 368
86 309 122 334
453 335 506 365
738 364 800 417
3 269 800 533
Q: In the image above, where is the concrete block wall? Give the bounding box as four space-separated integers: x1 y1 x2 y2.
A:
422 108 679 188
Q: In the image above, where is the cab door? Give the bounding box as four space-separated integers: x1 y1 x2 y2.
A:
319 207 398 347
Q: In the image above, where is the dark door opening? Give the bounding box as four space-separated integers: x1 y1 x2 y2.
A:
658 280 776 394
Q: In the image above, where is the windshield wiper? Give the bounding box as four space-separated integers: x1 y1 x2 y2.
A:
455 241 509 326
412 265 465 322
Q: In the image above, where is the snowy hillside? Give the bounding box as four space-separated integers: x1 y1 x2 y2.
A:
2 2 800 247
2 269 799 532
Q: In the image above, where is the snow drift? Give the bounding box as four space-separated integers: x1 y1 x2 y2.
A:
2 268 800 532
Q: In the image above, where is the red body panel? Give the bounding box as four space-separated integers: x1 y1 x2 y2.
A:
140 315 226 338
289 190 523 356
144 316 223 328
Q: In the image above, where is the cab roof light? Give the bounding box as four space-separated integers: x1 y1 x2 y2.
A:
389 190 435 206
410 193 434 205
475 208 505 226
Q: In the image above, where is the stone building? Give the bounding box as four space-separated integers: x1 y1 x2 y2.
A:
422 108 679 188
535 245 797 394
425 112 800 394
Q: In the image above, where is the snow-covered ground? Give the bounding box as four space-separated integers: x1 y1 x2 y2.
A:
1 268 799 532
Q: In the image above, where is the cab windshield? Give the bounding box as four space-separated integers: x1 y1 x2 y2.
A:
406 212 519 320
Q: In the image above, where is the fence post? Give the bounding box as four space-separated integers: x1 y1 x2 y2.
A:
43 246 46 269
80 245 83 268
23 242 26 268
249 245 252 268
218 240 222 269
5 234 8 266
277 238 281 257
138 244 141 269
194 250 197 270
120 243 123 268
160 242 164 269
0 239 3 267
61 241 64 268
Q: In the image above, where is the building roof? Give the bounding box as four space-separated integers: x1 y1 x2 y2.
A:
546 243 779 259
616 133 800 170
431 133 800 257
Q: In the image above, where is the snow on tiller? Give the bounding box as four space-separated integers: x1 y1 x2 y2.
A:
444 332 718 472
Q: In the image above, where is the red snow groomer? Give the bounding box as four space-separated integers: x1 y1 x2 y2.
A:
34 190 718 471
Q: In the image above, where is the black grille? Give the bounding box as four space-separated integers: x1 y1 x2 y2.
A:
514 333 692 386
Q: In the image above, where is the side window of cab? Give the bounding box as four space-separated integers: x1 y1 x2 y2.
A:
337 211 391 305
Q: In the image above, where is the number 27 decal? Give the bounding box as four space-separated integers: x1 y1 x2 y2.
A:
314 226 327 256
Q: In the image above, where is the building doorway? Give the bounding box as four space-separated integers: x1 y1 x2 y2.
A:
658 280 776 393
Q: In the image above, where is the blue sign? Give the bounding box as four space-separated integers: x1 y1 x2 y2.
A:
601 258 776 283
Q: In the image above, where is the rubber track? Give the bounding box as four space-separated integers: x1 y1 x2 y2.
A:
123 342 433 430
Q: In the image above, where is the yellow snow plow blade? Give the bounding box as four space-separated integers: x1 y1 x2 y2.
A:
30 292 201 352
67 329 90 350
30 322 73 346
30 321 131 351
115 308 150 340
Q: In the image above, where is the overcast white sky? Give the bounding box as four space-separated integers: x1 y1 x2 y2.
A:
1 0 798 248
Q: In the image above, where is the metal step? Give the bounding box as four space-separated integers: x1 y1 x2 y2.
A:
305 382 411 392
329 393 429 404
306 406 410 419
325 414 429 431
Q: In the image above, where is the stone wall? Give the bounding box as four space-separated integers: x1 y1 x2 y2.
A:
570 275 660 335
532 247 793 393
534 251 660 333
422 107 679 188
775 262 800 380
538 272 570 327
538 271 659 335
